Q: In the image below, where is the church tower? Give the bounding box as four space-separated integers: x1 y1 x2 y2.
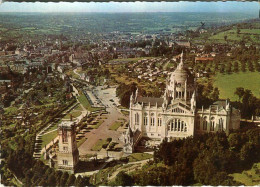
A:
57 121 79 173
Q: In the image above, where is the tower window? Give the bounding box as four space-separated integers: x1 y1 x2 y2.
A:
203 116 207 130
62 129 68 143
63 160 68 165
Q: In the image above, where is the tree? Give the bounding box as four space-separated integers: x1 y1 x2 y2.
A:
66 174 76 186
240 143 254 162
210 87 220 101
224 35 228 42
47 173 56 186
113 171 133 186
234 61 239 72
236 28 241 35
75 176 84 187
234 87 245 101
240 62 246 72
228 133 241 151
59 172 69 186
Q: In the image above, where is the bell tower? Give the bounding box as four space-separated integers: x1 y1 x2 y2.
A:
57 121 79 173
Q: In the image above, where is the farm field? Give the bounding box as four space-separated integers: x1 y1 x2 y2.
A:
208 28 260 44
213 72 260 101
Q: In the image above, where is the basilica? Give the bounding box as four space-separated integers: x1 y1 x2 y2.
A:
123 53 240 153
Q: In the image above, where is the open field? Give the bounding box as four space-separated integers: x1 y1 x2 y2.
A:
230 162 260 186
208 28 260 43
213 72 260 101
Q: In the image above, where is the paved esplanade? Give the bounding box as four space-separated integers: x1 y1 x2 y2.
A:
78 86 128 156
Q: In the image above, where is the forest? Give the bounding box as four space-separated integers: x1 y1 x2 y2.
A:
110 127 260 186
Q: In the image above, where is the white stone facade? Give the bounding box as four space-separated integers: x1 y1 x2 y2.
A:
124 53 240 153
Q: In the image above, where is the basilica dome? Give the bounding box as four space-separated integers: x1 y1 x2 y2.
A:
170 57 194 85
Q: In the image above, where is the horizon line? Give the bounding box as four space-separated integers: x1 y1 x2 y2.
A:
0 11 256 13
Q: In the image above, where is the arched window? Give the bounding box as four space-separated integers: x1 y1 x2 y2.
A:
158 113 162 127
143 112 148 126
135 113 139 126
210 117 215 131
168 119 187 132
150 113 155 126
181 121 184 131
218 118 223 131
203 116 207 130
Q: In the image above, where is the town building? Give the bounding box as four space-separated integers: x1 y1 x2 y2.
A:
124 52 240 153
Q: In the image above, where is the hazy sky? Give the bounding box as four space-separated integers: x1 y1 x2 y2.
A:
0 1 258 13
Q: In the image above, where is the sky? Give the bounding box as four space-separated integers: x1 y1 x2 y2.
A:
0 1 258 13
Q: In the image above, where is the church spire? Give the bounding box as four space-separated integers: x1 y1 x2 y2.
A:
178 51 184 70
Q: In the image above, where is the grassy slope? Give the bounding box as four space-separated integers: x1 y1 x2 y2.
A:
78 94 100 112
127 153 153 162
208 28 260 43
41 130 58 149
230 162 260 186
213 72 260 101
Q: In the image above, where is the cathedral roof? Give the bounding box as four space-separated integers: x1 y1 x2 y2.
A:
136 96 164 107
170 52 194 84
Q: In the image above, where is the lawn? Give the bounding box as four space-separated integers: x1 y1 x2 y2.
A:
41 130 58 149
64 111 82 119
77 138 87 147
109 121 122 131
230 162 260 186
213 72 260 101
89 120 104 129
91 139 110 151
44 123 58 133
126 153 153 162
78 94 101 112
